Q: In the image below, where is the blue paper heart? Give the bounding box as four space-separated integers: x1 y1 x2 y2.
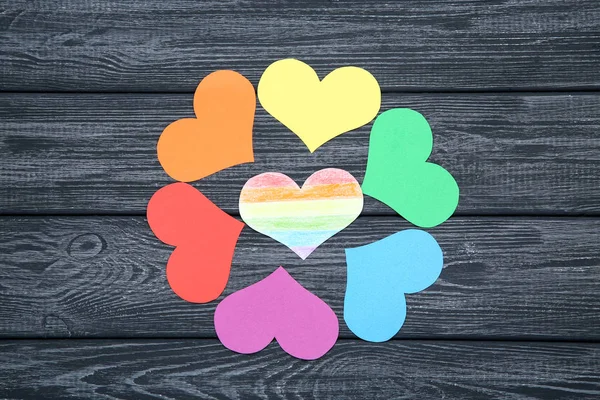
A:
344 229 443 342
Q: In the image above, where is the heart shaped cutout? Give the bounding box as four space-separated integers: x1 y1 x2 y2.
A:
239 168 363 259
157 70 256 182
147 183 245 303
362 108 459 228
344 229 443 342
214 267 339 360
258 59 381 152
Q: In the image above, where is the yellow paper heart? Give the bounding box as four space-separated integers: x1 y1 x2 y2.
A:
258 59 381 152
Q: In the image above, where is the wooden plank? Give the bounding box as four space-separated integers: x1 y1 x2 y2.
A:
1 216 598 340
1 93 600 215
0 339 599 399
1 1 600 91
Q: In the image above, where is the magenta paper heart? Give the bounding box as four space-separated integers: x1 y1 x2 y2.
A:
214 267 339 360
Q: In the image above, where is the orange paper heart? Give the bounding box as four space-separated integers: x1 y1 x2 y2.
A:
157 70 256 182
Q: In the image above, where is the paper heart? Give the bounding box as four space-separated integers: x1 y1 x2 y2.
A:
362 108 459 228
344 229 443 342
157 70 256 182
214 267 339 360
147 182 244 303
239 168 363 259
258 59 381 152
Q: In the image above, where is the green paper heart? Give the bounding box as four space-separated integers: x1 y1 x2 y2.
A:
362 108 459 228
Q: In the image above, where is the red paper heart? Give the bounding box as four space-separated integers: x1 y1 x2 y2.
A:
147 182 244 303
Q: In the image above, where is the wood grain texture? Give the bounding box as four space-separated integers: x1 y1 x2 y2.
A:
2 93 599 215
1 1 599 397
1 216 598 340
1 339 599 399
1 0 600 91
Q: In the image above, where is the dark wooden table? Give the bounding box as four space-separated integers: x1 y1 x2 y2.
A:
1 1 600 398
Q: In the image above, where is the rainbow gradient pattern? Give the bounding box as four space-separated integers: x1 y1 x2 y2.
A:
239 168 364 259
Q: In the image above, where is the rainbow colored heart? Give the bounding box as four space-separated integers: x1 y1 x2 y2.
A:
239 168 363 259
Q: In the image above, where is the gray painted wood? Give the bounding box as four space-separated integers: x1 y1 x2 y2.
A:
2 93 599 215
1 216 598 340
1 1 600 91
1 339 599 399
1 1 599 397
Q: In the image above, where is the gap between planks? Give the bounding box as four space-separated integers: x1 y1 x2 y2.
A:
3 89 600 95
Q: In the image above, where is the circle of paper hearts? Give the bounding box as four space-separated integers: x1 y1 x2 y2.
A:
146 59 459 360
